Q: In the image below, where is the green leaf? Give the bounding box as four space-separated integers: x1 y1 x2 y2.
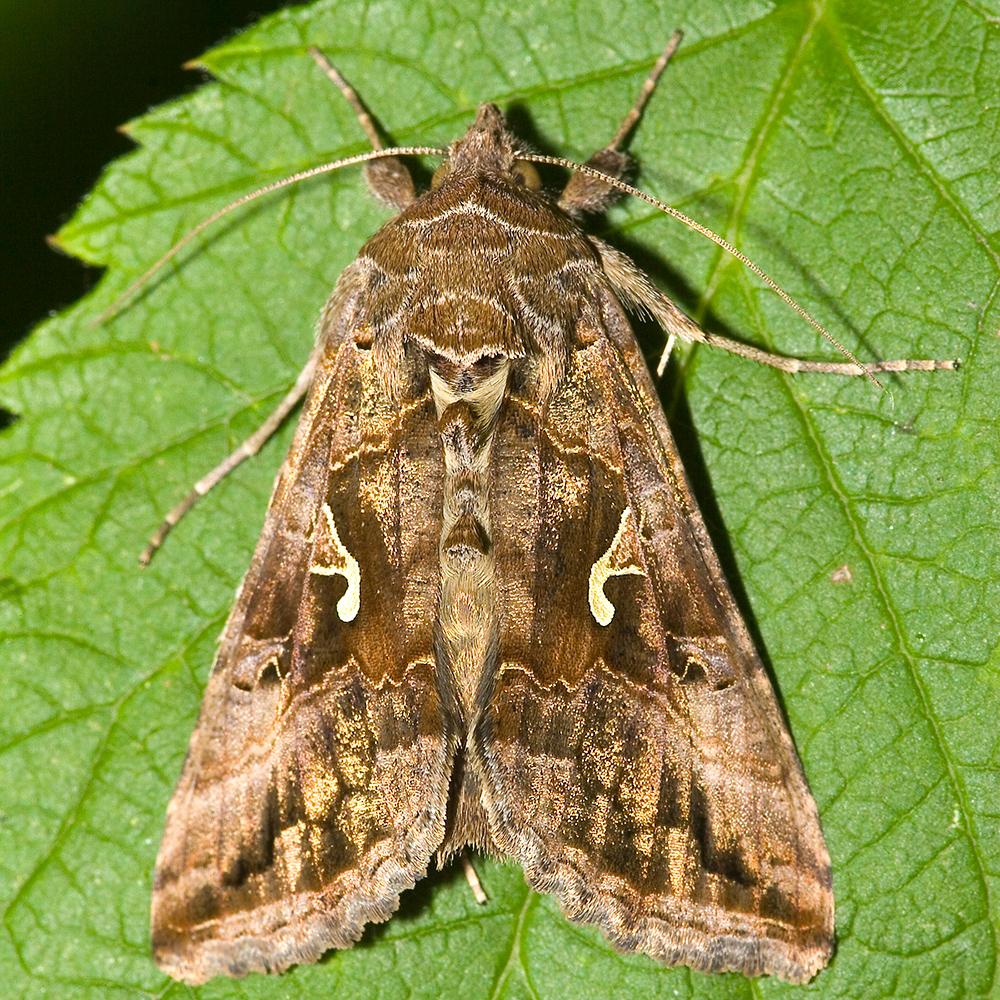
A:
1 0 997 997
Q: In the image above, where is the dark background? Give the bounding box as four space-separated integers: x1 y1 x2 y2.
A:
1 1 282 363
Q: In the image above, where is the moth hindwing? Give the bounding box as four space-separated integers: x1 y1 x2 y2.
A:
146 38 851 987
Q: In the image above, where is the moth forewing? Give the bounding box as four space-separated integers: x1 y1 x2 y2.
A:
481 284 833 983
138 36 956 988
150 264 456 983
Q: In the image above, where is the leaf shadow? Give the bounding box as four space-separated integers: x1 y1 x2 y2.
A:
323 856 471 962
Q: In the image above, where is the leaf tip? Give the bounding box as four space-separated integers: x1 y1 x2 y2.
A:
45 232 68 254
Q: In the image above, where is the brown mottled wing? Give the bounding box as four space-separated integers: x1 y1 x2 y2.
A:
151 269 453 984
478 289 833 983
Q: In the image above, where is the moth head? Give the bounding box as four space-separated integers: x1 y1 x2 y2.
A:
439 103 520 180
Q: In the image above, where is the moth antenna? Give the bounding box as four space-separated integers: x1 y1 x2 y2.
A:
526 154 959 388
93 145 445 326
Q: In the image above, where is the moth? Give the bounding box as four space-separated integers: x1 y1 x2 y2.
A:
123 34 956 986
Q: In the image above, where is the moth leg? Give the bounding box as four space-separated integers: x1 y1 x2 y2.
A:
461 853 488 905
558 31 682 216
595 238 958 378
309 47 416 210
139 354 317 565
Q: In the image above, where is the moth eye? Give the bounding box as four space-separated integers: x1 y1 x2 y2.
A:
511 160 542 190
431 161 453 189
